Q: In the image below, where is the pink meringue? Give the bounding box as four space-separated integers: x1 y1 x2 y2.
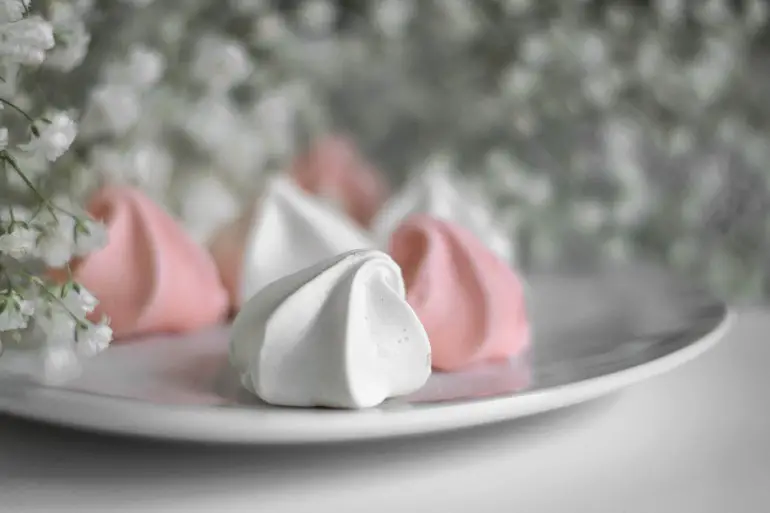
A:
60 186 229 339
291 135 390 227
389 215 529 372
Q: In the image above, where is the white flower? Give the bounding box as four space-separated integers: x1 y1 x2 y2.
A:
20 112 77 162
0 0 25 24
80 84 140 137
60 285 98 318
105 46 165 90
0 292 34 332
0 225 36 258
253 14 290 47
34 213 75 268
44 2 92 71
0 15 55 66
191 36 252 93
91 143 173 193
373 0 413 38
75 319 112 358
72 218 108 256
298 0 336 34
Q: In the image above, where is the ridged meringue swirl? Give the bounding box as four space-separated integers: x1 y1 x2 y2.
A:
209 176 373 307
230 249 432 409
58 186 229 339
373 162 513 263
389 215 529 372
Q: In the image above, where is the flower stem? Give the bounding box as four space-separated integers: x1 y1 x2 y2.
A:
0 98 37 126
16 267 86 328
1 151 79 221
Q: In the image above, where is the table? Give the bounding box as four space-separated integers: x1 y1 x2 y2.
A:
0 309 768 513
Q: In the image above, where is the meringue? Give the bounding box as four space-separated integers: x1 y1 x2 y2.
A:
230 249 432 409
209 176 373 308
373 158 514 263
56 186 229 339
389 215 529 371
291 135 390 227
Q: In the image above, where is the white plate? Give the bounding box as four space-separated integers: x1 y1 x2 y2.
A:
0 264 731 444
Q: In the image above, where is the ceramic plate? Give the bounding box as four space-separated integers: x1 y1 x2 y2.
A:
0 264 731 444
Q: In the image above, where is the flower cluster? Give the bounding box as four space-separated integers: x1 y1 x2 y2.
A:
6 0 770 314
0 0 111 381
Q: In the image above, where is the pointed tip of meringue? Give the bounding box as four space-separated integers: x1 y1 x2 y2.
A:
209 176 375 310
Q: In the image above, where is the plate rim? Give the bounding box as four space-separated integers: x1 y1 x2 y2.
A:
0 307 734 445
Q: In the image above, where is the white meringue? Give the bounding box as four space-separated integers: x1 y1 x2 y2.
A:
240 176 374 303
372 158 514 263
230 249 432 409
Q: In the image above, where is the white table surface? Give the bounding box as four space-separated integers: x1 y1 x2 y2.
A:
0 308 767 513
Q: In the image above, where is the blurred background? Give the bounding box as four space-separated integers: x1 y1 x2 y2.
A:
5 0 770 303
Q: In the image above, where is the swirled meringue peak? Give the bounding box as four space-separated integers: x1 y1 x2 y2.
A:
209 176 373 308
65 186 229 339
229 249 432 409
389 215 529 372
291 135 390 227
373 156 514 264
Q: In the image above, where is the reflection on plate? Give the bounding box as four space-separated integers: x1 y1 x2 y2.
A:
0 264 731 444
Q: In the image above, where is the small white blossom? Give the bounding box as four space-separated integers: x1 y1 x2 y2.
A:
60 285 98 319
91 143 173 193
0 15 55 66
298 0 336 34
0 225 36 258
373 0 413 38
34 213 75 268
45 2 92 71
72 218 108 257
0 292 34 332
0 0 25 24
105 46 166 90
75 319 112 358
253 14 290 47
20 112 77 162
80 85 140 137
191 36 252 93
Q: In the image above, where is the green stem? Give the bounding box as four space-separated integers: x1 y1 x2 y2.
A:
1 152 80 221
0 98 37 126
16 268 86 328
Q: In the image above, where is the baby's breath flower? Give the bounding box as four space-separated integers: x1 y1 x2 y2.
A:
80 84 140 137
0 224 36 259
19 112 77 162
0 15 54 66
44 1 91 71
104 46 166 90
72 218 108 257
0 290 34 332
191 36 252 93
75 318 112 358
